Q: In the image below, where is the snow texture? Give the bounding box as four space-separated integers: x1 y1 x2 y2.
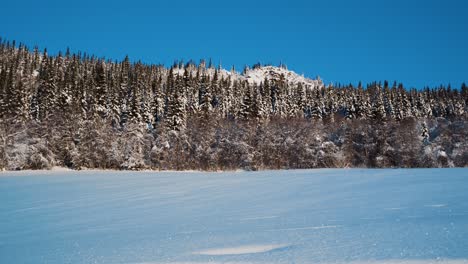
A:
1 168 468 264
243 65 322 88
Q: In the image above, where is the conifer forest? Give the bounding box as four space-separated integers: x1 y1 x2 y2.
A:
1 39 467 170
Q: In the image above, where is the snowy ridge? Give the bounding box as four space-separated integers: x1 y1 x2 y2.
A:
243 65 323 88
171 65 323 89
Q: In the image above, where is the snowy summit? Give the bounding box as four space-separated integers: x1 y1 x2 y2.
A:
243 65 323 89
172 63 324 90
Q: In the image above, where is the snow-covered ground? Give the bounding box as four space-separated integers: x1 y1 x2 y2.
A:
1 169 468 264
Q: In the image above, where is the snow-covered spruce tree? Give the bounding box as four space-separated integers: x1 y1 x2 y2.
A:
151 75 165 126
239 82 255 120
94 60 108 119
222 75 234 118
383 83 395 119
345 102 356 120
210 69 220 111
0 64 17 121
295 82 306 113
118 55 131 126
35 52 58 121
183 67 198 116
324 87 337 123
127 72 143 124
106 63 120 126
165 74 187 132
372 87 386 121
199 73 213 121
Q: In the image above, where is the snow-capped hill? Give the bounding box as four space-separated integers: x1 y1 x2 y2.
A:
170 64 323 89
243 66 323 88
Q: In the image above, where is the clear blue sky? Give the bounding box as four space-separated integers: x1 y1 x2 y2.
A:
1 0 467 88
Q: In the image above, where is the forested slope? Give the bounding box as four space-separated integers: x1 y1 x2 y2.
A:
0 39 467 170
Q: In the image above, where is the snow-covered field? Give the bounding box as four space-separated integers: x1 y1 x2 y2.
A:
1 169 468 264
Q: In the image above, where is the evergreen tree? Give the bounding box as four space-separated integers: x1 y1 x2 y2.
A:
94 60 108 118
165 75 187 131
372 88 386 120
199 74 212 119
36 55 57 121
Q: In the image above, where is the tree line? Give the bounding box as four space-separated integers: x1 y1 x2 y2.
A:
0 39 467 170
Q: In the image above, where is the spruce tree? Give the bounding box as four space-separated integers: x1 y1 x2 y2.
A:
94 60 108 118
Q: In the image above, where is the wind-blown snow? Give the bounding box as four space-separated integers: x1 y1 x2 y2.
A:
194 244 289 255
1 168 468 264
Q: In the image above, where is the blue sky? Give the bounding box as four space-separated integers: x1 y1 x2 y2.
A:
1 0 467 88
